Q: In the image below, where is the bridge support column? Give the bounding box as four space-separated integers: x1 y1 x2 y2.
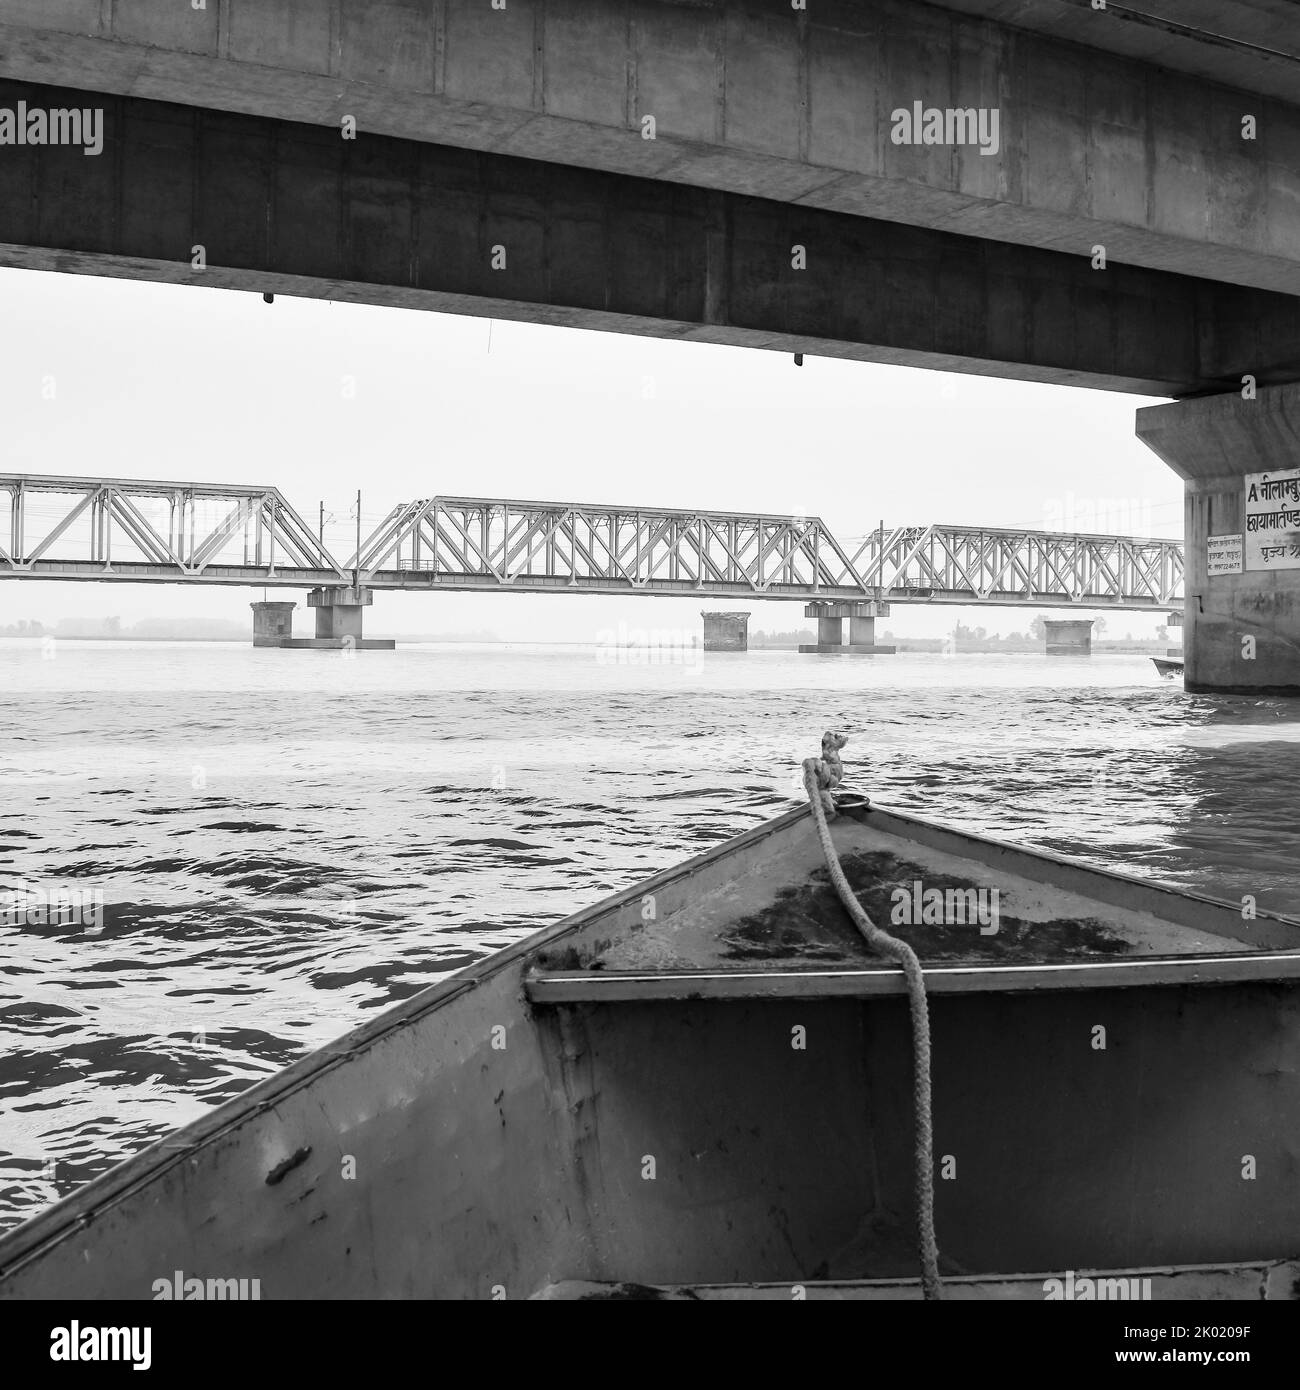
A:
700 612 750 652
1138 385 1300 695
277 586 395 651
250 601 295 648
1043 619 1094 655
1165 610 1185 660
800 602 895 654
813 616 844 650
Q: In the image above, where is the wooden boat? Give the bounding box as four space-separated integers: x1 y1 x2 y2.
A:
3 797 1300 1301
1151 656 1184 677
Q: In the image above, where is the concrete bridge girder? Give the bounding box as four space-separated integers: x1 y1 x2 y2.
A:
1 80 1298 395
0 1 1296 296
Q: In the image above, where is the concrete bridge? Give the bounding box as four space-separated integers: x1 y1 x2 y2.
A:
0 2 1296 686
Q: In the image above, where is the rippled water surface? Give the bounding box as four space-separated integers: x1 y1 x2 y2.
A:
3 639 1300 1232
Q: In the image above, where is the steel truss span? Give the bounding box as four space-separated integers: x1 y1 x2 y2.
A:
0 478 1184 610
354 497 870 601
846 524 1184 611
358 500 1183 610
0 474 348 585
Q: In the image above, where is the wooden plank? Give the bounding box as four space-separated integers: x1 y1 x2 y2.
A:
525 951 1300 1003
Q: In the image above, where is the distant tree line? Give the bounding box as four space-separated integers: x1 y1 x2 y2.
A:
0 616 245 640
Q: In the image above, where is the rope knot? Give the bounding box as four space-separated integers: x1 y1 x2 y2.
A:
803 729 847 816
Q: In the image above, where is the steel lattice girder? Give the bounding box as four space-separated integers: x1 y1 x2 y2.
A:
0 477 1186 608
354 498 869 598
360 504 1183 608
0 473 348 581
846 525 1184 607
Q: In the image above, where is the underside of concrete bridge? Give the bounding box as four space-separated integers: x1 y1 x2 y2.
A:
0 74 1297 398
1 0 1297 293
0 1 1299 686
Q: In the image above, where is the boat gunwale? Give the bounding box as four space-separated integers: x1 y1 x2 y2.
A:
537 1252 1300 1300
525 949 1300 1001
4 796 1298 1278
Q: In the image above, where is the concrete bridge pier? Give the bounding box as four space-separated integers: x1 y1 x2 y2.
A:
701 612 750 652
800 603 895 655
1044 620 1094 655
806 614 843 651
277 586 396 651
849 612 881 649
250 601 295 648
1166 610 1185 660
1139 386 1300 695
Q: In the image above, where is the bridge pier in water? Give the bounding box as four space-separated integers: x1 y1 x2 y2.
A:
1043 620 1094 656
251 587 394 650
799 602 895 655
700 612 750 653
1166 610 1185 661
1138 385 1300 696
250 601 296 648
299 586 395 650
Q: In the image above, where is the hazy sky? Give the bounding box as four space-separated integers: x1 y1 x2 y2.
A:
0 265 1180 639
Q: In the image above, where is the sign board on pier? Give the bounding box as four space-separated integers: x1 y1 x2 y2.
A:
1243 469 1300 572
1207 534 1243 576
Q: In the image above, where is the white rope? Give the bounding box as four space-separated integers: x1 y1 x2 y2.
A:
803 733 942 1301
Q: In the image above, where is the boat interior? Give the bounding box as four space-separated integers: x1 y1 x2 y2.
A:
2 800 1299 1300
